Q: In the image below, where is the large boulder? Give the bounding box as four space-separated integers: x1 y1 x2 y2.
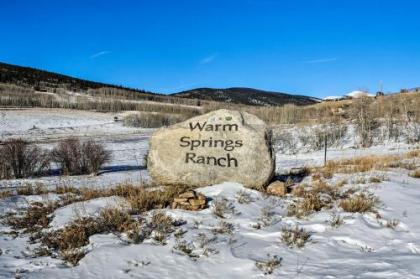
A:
147 109 275 188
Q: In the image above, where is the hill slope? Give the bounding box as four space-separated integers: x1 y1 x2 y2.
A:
1 61 318 106
0 61 156 95
172 87 320 106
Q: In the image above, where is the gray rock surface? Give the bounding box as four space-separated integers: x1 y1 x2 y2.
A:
148 109 274 188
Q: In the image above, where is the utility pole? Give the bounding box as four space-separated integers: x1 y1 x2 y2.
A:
324 133 328 167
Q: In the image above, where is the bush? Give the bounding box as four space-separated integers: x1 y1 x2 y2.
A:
211 198 236 218
123 112 187 128
340 193 377 213
52 138 110 175
255 254 282 275
0 138 50 179
281 226 311 248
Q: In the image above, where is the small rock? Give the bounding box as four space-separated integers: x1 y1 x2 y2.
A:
266 181 287 197
172 190 207 210
174 197 189 203
179 191 196 199
189 199 206 206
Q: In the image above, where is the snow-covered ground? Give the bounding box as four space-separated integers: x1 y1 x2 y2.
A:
1 108 420 278
0 109 152 190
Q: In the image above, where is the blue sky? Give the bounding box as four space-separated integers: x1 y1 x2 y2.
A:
1 0 419 98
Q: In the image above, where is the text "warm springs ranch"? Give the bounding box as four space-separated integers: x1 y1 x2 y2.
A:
179 121 243 167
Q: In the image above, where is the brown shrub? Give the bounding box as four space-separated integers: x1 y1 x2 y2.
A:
289 181 345 218
288 194 325 218
212 220 235 235
255 255 282 275
5 202 56 233
123 112 187 128
0 138 50 179
52 138 110 175
98 207 135 232
16 184 35 195
61 249 87 266
0 190 13 198
340 193 377 213
55 185 80 195
16 183 48 196
39 207 138 265
316 150 420 176
41 217 100 251
123 184 192 214
211 198 236 218
281 226 311 248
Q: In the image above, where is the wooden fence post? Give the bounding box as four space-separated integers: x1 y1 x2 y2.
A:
324 134 328 167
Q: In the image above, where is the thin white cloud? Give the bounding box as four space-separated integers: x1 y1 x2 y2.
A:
199 53 218 64
303 57 338 64
90 50 110 59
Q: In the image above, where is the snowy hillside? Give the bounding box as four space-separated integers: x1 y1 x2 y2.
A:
0 108 420 278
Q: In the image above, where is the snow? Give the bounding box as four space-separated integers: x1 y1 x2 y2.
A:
2 177 419 278
49 196 129 229
1 108 420 278
324 95 342 101
346 90 375 98
0 109 152 190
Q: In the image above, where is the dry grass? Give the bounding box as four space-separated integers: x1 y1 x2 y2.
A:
60 249 87 266
1 181 194 265
121 184 193 214
16 183 48 195
5 202 56 234
211 198 236 218
288 194 325 218
173 239 196 258
288 180 343 218
329 213 344 228
123 112 188 128
55 185 80 195
42 217 100 251
37 208 180 265
385 218 400 230
97 207 137 232
235 190 253 204
255 254 282 275
212 221 235 235
281 226 311 248
56 183 194 215
0 190 13 198
340 193 378 213
316 150 420 176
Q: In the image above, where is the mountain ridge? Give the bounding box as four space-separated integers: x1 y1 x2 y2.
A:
0 61 318 106
171 87 320 106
